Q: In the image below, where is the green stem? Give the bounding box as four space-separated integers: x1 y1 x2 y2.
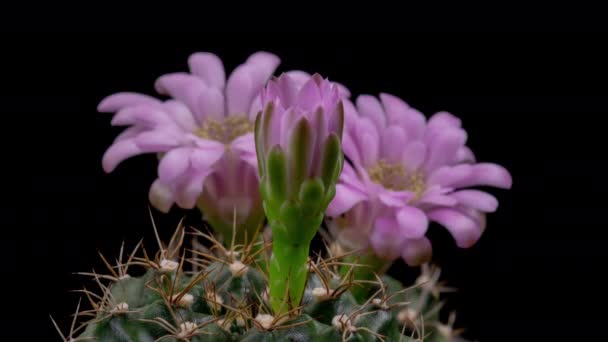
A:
268 236 311 315
341 252 390 303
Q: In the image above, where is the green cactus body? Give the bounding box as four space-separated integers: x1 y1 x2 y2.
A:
64 227 458 342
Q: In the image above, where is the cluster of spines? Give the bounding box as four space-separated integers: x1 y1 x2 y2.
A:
52 221 466 342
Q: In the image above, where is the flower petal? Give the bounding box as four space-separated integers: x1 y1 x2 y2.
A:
427 208 483 248
379 93 426 140
102 139 142 173
245 51 281 84
110 104 173 127
453 163 513 189
158 147 192 183
418 185 458 207
189 142 225 171
326 184 368 216
402 140 427 170
187 52 226 88
197 86 225 121
97 92 162 112
356 95 386 133
226 65 254 115
297 77 322 111
162 100 198 132
355 117 380 167
378 190 414 207
456 146 476 163
427 164 473 187
370 216 405 260
424 128 467 173
401 237 432 266
148 179 175 213
397 206 429 239
450 190 498 212
134 130 183 150
154 73 209 120
341 130 362 165
175 170 212 209
427 111 462 129
381 125 407 163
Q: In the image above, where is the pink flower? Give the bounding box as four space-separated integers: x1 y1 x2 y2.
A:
326 93 512 265
97 52 280 236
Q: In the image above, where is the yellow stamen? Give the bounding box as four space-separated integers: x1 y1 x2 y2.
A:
195 115 253 143
367 159 426 200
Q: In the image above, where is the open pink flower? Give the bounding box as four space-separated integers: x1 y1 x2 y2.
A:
326 93 512 265
98 52 280 236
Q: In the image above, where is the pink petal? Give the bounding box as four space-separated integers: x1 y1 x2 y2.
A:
297 77 322 111
397 206 429 239
148 179 175 213
248 93 264 122
326 184 368 216
453 163 513 189
158 148 192 183
450 190 498 212
162 100 198 132
355 117 380 167
284 70 311 89
231 134 259 170
424 128 467 173
197 87 225 122
245 51 281 84
427 208 483 248
456 146 476 163
154 73 208 120
102 139 142 173
418 185 458 207
114 126 146 142
339 163 366 192
342 99 359 132
110 104 173 127
401 237 432 266
187 52 226 88
427 164 473 187
189 143 225 171
379 93 426 140
226 65 254 115
97 92 161 112
370 216 405 260
381 125 407 163
356 95 386 133
175 171 212 209
134 130 183 150
427 111 461 129
341 131 362 165
378 190 414 207
402 140 427 170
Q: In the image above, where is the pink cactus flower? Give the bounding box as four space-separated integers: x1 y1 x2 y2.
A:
326 93 512 265
98 51 281 240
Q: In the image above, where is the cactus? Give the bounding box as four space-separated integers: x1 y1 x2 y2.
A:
54 220 464 342
50 50 511 341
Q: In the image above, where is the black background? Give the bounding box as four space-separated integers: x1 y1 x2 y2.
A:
3 31 607 340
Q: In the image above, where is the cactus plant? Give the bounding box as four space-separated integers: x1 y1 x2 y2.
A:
55 221 460 341
51 50 511 341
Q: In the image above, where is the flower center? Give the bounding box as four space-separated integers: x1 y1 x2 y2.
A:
195 115 253 143
367 159 426 198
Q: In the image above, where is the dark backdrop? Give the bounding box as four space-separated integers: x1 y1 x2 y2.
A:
3 32 606 340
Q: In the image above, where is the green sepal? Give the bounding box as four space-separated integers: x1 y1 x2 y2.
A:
298 178 324 218
320 133 342 191
288 117 313 197
265 145 287 205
